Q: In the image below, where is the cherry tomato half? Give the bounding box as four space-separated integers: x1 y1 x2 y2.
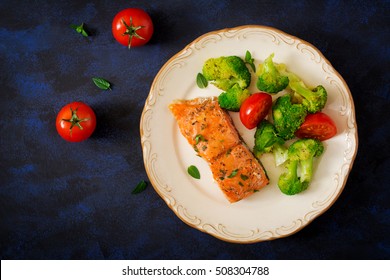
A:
112 8 154 48
239 92 273 129
295 112 337 141
56 102 96 142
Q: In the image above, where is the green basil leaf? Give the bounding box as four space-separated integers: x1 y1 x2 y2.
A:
245 50 252 62
245 50 256 72
188 165 201 179
92 77 112 90
132 180 147 194
196 73 208 88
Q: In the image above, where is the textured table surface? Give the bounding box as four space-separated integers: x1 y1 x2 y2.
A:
1 0 389 259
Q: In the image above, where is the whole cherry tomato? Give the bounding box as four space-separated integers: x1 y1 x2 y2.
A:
295 112 337 141
112 8 154 48
56 102 96 142
239 92 273 129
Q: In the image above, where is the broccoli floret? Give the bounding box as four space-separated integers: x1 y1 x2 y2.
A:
202 56 251 91
218 84 250 111
256 53 289 94
277 67 327 112
272 94 307 140
278 160 308 195
289 81 327 113
253 120 288 166
278 138 324 195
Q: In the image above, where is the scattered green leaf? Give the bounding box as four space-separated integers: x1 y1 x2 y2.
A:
196 73 208 88
92 77 112 90
188 165 201 179
240 174 249 181
70 23 89 37
245 50 256 72
132 180 147 194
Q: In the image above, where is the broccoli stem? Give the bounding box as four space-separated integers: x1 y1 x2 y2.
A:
299 157 314 183
286 160 299 181
290 81 312 100
274 143 288 166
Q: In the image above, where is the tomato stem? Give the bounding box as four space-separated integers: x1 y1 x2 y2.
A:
121 17 145 49
62 107 90 136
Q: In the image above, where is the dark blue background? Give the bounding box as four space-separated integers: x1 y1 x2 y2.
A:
1 0 389 259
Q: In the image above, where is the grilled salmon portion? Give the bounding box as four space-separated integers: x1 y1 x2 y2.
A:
169 97 240 162
209 143 268 202
169 97 269 203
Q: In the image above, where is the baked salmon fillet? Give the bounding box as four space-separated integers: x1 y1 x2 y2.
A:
169 97 269 203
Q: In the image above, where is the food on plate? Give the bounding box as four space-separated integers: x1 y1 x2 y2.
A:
244 50 256 72
112 8 154 48
169 97 240 162
218 84 250 112
253 120 288 167
202 56 251 111
252 53 334 195
295 112 337 141
187 165 201 179
56 101 96 142
272 94 308 140
289 81 327 114
278 138 324 195
256 53 289 94
178 52 336 198
169 97 269 202
196 73 208 88
202 56 251 91
239 92 272 129
209 143 269 203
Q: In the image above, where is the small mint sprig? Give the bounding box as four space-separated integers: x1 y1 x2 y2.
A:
187 165 201 179
196 73 208 88
70 23 89 37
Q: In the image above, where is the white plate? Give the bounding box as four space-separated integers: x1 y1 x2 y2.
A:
140 25 358 243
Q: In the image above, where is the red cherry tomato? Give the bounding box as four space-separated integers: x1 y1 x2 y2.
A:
56 102 96 142
112 8 153 48
239 92 273 129
295 112 337 141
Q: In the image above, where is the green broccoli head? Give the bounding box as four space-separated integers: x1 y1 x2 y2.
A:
202 56 251 91
287 138 324 183
256 53 289 94
278 160 309 195
254 120 288 166
289 81 327 113
278 138 324 195
272 94 307 140
218 84 250 112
